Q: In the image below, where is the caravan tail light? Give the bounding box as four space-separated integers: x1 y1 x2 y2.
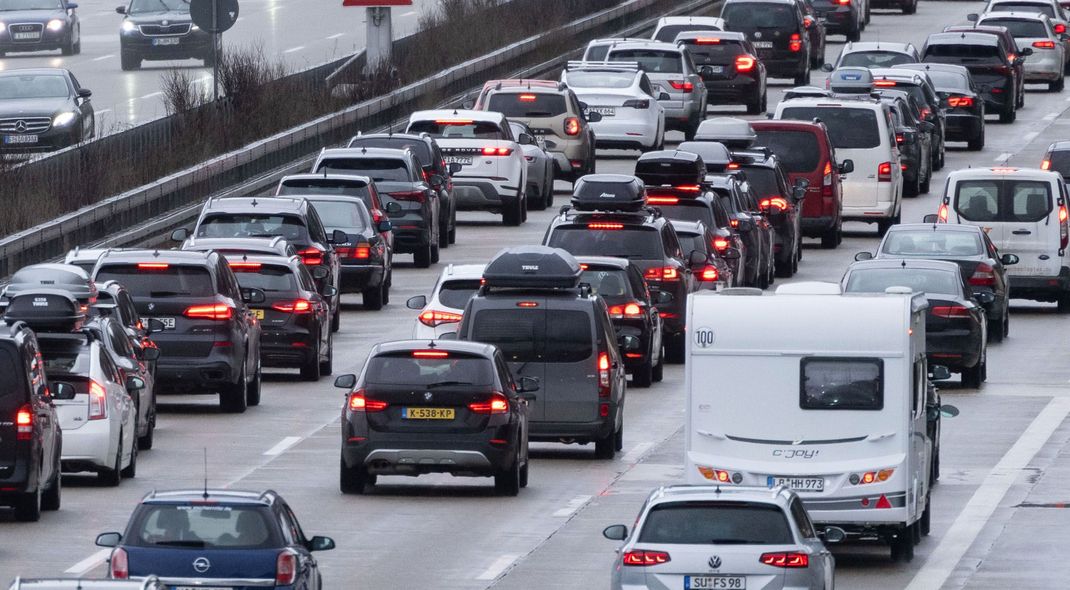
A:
878 162 893 182
938 203 949 222
697 466 741 483
88 381 107 421
623 550 671 566
644 267 679 281
968 263 996 288
15 404 32 441
1060 204 1069 250
849 468 896 484
760 553 809 568
598 352 611 398
418 309 463 327
348 389 388 412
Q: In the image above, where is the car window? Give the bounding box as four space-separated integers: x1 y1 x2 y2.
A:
128 0 190 14
722 3 797 27
0 73 70 100
741 167 783 200
656 202 715 226
663 226 684 258
680 40 746 63
924 43 1003 65
991 2 1056 16
800 357 884 410
1046 149 1070 178
197 213 311 243
981 18 1049 37
607 49 684 74
128 504 279 549
470 309 593 363
309 200 369 233
348 138 432 165
585 43 611 62
564 71 635 89
654 23 723 42
676 232 708 256
753 130 821 173
780 107 881 149
955 179 1052 222
365 353 495 386
580 269 635 299
546 226 664 259
841 51 917 68
881 229 985 256
408 120 505 140
639 501 795 544
108 322 134 358
230 265 298 293
789 499 817 538
96 265 216 298
488 92 568 118
438 279 482 309
279 179 372 200
925 71 971 91
0 344 25 408
845 268 962 295
315 158 411 183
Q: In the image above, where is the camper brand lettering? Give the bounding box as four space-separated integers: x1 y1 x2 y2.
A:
773 449 819 459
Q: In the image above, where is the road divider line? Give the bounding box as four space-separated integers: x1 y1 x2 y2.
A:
1044 112 1060 121
264 436 302 456
476 553 520 580
92 54 114 62
552 495 593 517
1023 131 1040 143
327 33 345 39
905 397 1070 590
283 45 305 54
994 152 1013 162
65 549 110 575
621 441 654 464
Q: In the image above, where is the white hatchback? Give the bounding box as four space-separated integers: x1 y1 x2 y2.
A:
405 264 486 340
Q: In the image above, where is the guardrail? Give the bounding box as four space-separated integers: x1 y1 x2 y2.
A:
0 0 719 277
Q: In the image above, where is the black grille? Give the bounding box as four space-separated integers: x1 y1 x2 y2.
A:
139 23 191 36
0 117 52 134
9 22 43 42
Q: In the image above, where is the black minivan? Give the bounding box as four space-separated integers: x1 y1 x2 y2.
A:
721 0 812 85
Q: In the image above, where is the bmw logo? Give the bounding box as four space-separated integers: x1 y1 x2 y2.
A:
192 557 211 573
708 555 722 569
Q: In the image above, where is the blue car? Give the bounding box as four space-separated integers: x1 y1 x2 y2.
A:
95 489 335 589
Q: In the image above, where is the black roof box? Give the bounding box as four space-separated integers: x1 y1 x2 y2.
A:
483 246 583 289
4 289 86 332
571 174 647 212
3 264 97 305
634 150 707 187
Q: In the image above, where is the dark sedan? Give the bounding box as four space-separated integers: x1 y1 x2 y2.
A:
843 259 989 388
0 68 93 153
306 195 393 309
117 0 218 70
0 0 81 56
858 223 1018 341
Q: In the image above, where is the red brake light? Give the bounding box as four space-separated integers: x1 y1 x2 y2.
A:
644 267 679 281
184 303 233 321
761 552 809 568
735 55 756 72
837 0 850 4
695 37 722 44
469 392 509 414
337 244 372 260
938 203 949 223
712 238 729 251
517 301 539 308
1057 23 1067 34
1034 40 1057 49
878 162 893 182
565 117 582 136
276 551 297 586
435 119 474 125
137 263 169 270
519 93 537 102
272 299 313 314
676 185 701 192
932 305 971 318
418 309 463 327
88 381 107 421
727 162 740 170
789 33 802 52
874 80 897 87
389 190 427 203
623 550 671 566
648 196 680 205
588 222 624 230
15 404 32 441
968 263 996 287
1060 204 1069 249
608 302 643 318
598 352 611 398
228 262 263 271
699 265 720 282
668 80 694 92
760 197 790 212
348 389 388 412
482 146 514 156
413 350 449 358
896 133 905 144
298 247 324 266
947 96 974 108
110 548 129 580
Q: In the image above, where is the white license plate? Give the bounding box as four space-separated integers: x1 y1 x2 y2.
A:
148 317 176 330
152 37 181 46
3 135 37 144
592 107 616 117
686 576 746 589
444 156 472 166
709 65 725 73
173 587 230 590
753 41 774 48
768 476 824 491
13 32 40 40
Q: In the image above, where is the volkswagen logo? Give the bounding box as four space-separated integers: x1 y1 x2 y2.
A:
754 31 763 39
192 557 211 573
708 555 722 569
13 120 26 133
423 392 433 401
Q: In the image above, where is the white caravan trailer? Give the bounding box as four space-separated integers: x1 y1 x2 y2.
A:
685 282 946 561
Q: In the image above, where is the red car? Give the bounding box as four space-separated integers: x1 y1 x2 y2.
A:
751 120 850 248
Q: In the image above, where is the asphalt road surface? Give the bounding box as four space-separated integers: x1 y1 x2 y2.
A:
3 1 1070 588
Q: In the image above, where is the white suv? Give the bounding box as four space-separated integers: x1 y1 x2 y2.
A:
406 110 528 226
405 264 486 339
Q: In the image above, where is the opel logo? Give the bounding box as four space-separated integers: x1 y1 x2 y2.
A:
423 392 433 401
192 557 211 573
13 120 26 133
708 555 722 569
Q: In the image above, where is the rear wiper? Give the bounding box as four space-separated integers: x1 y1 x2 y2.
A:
709 539 754 544
425 381 475 388
149 291 190 297
153 540 206 547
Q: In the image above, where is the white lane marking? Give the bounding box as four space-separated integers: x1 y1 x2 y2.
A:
1024 131 1040 143
140 92 162 100
65 549 110 575
552 495 592 517
905 397 1070 590
264 436 302 456
283 45 305 54
1044 112 1060 121
92 54 114 62
327 33 345 40
476 553 520 580
994 152 1013 162
401 10 417 17
621 441 654 464
1064 95 1070 102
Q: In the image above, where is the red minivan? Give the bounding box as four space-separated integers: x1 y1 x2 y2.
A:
751 120 847 248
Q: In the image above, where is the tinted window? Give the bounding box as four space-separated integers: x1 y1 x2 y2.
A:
37 341 91 375
840 51 916 68
564 71 634 89
955 179 1052 222
845 268 962 295
348 138 432 165
801 358 883 410
608 50 683 74
546 227 664 259
656 202 715 225
128 0 190 13
96 265 216 298
487 93 568 118
278 180 371 200
585 44 611 62
0 345 23 406
470 309 593 363
881 229 984 256
408 120 505 140
980 18 1049 38
742 167 782 199
722 3 796 28
364 354 494 387
680 40 745 62
127 505 279 549
1047 150 1070 178
580 269 635 299
309 200 369 233
925 71 970 91
989 2 1055 17
655 24 723 42
0 74 69 100
753 130 821 173
675 232 709 255
780 107 880 149
196 214 310 243
315 158 410 183
438 279 482 309
924 43 1003 64
639 502 794 544
230 265 298 293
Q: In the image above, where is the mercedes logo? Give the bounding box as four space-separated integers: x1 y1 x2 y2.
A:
423 392 433 401
13 120 26 133
192 557 211 573
708 555 722 569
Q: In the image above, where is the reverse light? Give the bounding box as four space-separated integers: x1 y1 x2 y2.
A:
46 19 64 31
588 222 624 230
52 111 76 127
184 303 233 321
735 54 757 72
644 267 679 281
598 352 611 398
968 263 996 288
668 80 694 93
565 117 582 136
469 392 509 414
623 550 671 566
348 390 388 412
1034 40 1056 49
789 33 802 53
947 95 974 108
878 162 893 182
298 247 325 266
1042 159 1052 170
272 299 313 314
276 551 297 586
88 381 107 421
482 146 514 156
761 552 809 568
110 548 129 580
418 309 463 327
698 265 720 282
16 404 32 441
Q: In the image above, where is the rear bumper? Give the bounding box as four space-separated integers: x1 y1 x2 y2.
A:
452 179 521 212
591 118 660 149
704 76 761 103
156 358 239 394
762 55 807 78
342 433 519 476
816 9 857 34
156 577 277 589
260 329 317 368
1023 54 1062 80
843 200 897 221
339 263 385 293
805 491 910 527
927 329 983 369
61 425 115 471
530 417 616 442
1008 268 1070 301
801 215 837 235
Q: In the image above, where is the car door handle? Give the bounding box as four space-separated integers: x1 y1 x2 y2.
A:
1012 230 1032 235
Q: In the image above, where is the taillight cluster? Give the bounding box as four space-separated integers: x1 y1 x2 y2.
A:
347 389 388 413
1060 204 1069 250
848 467 895 485
15 404 32 441
110 548 129 579
622 550 671 566
272 299 313 314
598 352 611 400
481 146 514 157
667 80 694 93
336 244 372 260
644 267 679 281
735 54 756 72
565 117 582 136
878 162 893 182
968 263 996 288
88 381 107 421
931 305 970 319
184 303 233 321
276 551 297 586
389 190 427 203
760 196 789 212
698 265 720 282
761 552 809 568
697 465 742 484
938 203 949 222
1034 40 1057 49
947 95 973 108
622 99 650 109
712 237 730 252
607 302 642 318
299 247 325 266
418 309 463 327
469 392 509 414
788 33 802 53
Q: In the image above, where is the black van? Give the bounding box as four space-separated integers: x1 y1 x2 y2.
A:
456 246 627 459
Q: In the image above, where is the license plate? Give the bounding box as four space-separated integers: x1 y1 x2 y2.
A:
709 65 725 73
686 576 746 589
13 32 40 40
753 41 773 48
173 587 230 590
253 309 265 320
152 37 180 46
403 407 455 420
3 135 37 144
444 156 472 166
592 107 616 117
768 476 824 491
148 317 176 330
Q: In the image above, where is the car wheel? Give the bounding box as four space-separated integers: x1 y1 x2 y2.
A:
502 198 524 226
319 331 334 377
967 124 985 151
877 218 895 237
413 243 433 268
339 456 370 495
652 349 664 382
1058 292 1070 312
594 429 616 460
448 212 457 244
1052 76 1065 92
821 227 839 249
904 174 920 198
932 447 941 482
41 455 61 511
999 97 1017 123
988 318 1004 343
847 26 861 43
62 32 76 56
438 219 449 248
121 431 137 479
527 184 547 211
745 91 763 115
138 406 156 450
363 282 385 311
614 423 624 452
920 498 932 536
430 242 440 264
919 167 931 194
664 332 687 364
120 52 140 71
246 358 262 407
632 357 654 388
494 451 522 495
220 364 248 414
14 485 41 522
519 455 529 489
98 438 122 487
331 307 340 333
890 527 915 562
300 338 322 382
794 69 810 86
962 357 984 389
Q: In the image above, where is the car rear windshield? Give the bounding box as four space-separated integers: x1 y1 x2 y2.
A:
1047 150 1070 178
675 232 709 256
846 268 962 296
563 71 635 89
954 179 1053 222
780 106 881 149
37 339 91 376
840 51 917 68
981 18 1049 38
470 309 593 363
926 71 970 92
364 353 494 387
315 158 411 183
753 130 821 173
408 120 505 140
608 50 683 74
924 43 1003 65
0 74 69 100
487 93 568 118
656 203 715 225
546 227 664 260
655 24 723 42
580 268 635 299
439 279 482 310
230 265 298 293
348 138 432 165
197 214 310 243
126 504 279 549
742 167 781 200
881 229 984 256
309 200 369 233
990 2 1055 17
96 265 216 298
278 180 372 200
800 357 883 410
681 40 746 63
722 3 797 28
639 502 794 545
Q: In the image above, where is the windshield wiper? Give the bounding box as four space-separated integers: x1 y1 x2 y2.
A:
152 540 206 547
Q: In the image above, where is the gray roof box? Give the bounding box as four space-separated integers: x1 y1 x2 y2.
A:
4 289 86 332
482 246 583 290
828 67 874 94
3 264 97 306
693 117 756 149
634 150 707 187
677 141 732 172
571 174 647 212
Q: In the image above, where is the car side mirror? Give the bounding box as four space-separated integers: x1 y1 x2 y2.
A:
654 290 673 304
966 12 979 22
922 213 940 224
385 201 404 215
929 365 952 381
311 266 330 281
1001 253 1019 265
377 220 393 233
448 162 463 175
586 111 603 123
322 285 339 298
940 404 960 417
822 527 846 544
1020 47 1034 57
688 250 709 267
77 88 92 99
821 63 835 72
517 376 540 393
96 532 122 547
839 159 854 174
126 376 146 391
658 91 671 101
170 227 190 242
147 318 166 333
52 382 77 400
518 133 535 146
406 295 427 310
603 524 628 541
309 536 335 552
241 287 266 305
141 347 160 361
329 229 347 245
619 335 641 351
722 247 742 261
334 374 356 390
854 251 874 261
114 5 126 14
973 290 996 305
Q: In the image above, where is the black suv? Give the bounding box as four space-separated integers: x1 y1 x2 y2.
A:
93 250 264 413
707 174 775 288
0 320 61 521
116 0 219 70
175 196 344 332
923 31 1026 123
879 91 933 198
1042 141 1070 183
335 340 536 496
730 149 805 278
348 132 458 247
305 195 393 309
810 0 865 41
721 0 812 85
543 175 696 363
675 31 768 114
870 69 947 171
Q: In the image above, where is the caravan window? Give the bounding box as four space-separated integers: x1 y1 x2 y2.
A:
800 357 884 410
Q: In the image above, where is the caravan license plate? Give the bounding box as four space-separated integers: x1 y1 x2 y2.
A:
768 476 824 491
147 317 176 330
444 156 472 166
686 576 746 589
403 407 455 420
753 41 773 48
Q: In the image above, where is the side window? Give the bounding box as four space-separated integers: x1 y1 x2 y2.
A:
99 349 120 384
121 294 142 329
282 505 307 544
662 227 681 259
710 196 731 228
109 323 134 358
26 340 45 398
789 499 817 538
306 209 327 243
217 263 241 300
275 507 296 545
496 353 515 391
639 75 654 97
913 359 926 416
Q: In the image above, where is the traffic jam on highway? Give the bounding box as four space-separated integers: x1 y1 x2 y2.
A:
4 0 1070 588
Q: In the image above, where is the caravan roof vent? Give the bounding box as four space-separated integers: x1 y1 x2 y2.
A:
4 264 97 306
634 151 707 188
828 67 874 94
4 289 86 331
571 174 647 212
774 282 843 295
693 117 756 148
482 246 583 290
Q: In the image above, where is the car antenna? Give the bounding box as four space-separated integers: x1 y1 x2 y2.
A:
251 198 258 207
427 340 438 349
901 259 907 268
203 448 209 500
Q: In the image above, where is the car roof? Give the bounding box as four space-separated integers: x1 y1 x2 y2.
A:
438 264 487 281
281 173 373 185
371 339 498 357
657 15 726 24
607 40 683 53
410 109 506 123
318 147 412 161
1046 140 1070 150
927 31 1000 46
574 256 632 270
676 30 746 42
947 166 1062 181
843 41 915 53
724 0 798 5
204 196 308 214
888 222 985 233
97 249 216 266
848 258 964 272
980 10 1050 21
668 220 707 235
646 485 794 508
141 489 277 506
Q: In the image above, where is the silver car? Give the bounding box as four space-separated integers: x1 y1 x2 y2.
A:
604 41 709 139
9 578 165 590
978 12 1067 90
604 485 839 590
508 120 556 210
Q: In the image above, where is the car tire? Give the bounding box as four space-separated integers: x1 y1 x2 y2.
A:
904 175 920 198
220 365 249 414
98 439 122 487
1058 292 1070 312
331 307 340 333
430 243 440 264
989 318 1004 343
300 341 322 382
932 447 941 482
138 409 155 450
615 423 624 452
41 461 61 511
413 244 433 268
448 212 457 244
14 486 41 522
494 451 522 495
246 359 262 407
664 332 686 364
821 227 839 249
919 167 931 194
745 91 763 115
920 498 932 536
62 32 77 56
120 52 141 71
339 456 370 495
794 69 810 86
363 283 385 311
121 433 137 479
890 527 915 562
962 357 985 388
594 429 616 460
967 124 985 151
1052 76 1065 92
999 98 1017 123
902 0 916 14
502 198 524 226
320 331 333 377
652 350 664 382
632 357 654 388
877 218 895 237
438 219 449 248
519 456 529 489
847 27 861 43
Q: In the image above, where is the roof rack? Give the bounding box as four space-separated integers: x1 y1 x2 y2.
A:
565 60 640 72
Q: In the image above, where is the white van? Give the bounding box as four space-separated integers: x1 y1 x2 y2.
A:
935 167 1070 309
774 69 904 235
685 282 947 561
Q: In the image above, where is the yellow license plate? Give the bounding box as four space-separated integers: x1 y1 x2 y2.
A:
403 407 455 420
253 309 265 320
